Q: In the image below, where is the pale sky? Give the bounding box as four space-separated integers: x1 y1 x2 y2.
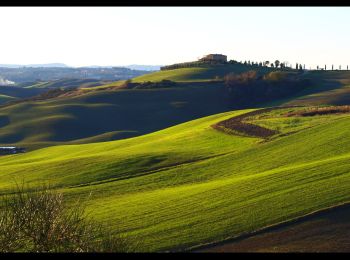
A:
1 7 350 68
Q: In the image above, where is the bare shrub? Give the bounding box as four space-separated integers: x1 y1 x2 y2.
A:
263 71 288 81
0 185 137 252
285 105 350 117
224 70 258 86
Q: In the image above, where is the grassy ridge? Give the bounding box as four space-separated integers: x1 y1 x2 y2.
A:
24 78 113 89
133 64 273 83
277 70 350 106
0 86 46 105
0 84 231 150
0 108 349 251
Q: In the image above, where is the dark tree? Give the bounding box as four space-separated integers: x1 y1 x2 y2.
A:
274 60 280 68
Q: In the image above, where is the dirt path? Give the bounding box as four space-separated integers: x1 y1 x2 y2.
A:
194 203 350 252
212 107 280 138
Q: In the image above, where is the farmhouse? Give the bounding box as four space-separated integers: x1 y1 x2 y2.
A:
0 146 26 155
199 54 227 63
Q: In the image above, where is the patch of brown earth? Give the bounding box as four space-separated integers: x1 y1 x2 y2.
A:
195 203 350 252
285 105 350 117
212 108 280 138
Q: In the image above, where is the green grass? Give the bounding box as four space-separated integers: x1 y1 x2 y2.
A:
132 64 273 83
0 84 232 150
0 93 16 104
0 86 45 105
273 70 350 107
1 66 350 251
0 107 349 251
24 79 113 89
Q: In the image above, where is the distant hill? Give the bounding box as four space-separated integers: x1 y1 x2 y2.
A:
0 66 151 84
124 65 162 71
0 63 68 68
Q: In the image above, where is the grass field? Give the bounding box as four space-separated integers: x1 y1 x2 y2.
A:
23 78 114 89
1 66 350 251
0 64 303 150
132 63 273 83
0 93 16 104
0 107 349 251
0 85 46 105
272 70 350 107
0 84 231 150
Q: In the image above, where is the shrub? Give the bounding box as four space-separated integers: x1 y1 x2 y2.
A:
0 185 136 252
263 71 289 81
224 70 258 86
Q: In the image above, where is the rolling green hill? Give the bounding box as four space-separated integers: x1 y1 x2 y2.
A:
276 70 350 106
0 93 16 104
0 64 306 150
0 85 48 105
23 78 113 89
0 107 349 251
132 63 273 83
0 84 231 150
0 63 350 153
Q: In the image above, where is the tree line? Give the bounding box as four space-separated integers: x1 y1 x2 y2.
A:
161 57 350 72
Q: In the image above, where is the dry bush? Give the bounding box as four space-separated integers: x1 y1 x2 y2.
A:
285 106 350 117
0 185 137 252
224 70 257 86
263 71 288 81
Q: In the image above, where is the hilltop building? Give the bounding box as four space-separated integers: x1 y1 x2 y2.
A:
199 54 227 63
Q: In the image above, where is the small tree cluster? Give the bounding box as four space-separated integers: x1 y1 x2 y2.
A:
224 70 258 85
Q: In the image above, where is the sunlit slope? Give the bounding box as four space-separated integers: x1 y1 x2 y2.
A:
132 64 272 83
0 86 230 150
0 108 349 251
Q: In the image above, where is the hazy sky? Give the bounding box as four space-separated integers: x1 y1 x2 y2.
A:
1 7 350 68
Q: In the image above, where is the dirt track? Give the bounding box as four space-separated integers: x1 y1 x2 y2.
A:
194 203 350 252
212 107 280 138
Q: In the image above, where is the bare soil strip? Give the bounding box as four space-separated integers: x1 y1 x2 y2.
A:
193 203 350 252
285 105 350 117
212 107 280 138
